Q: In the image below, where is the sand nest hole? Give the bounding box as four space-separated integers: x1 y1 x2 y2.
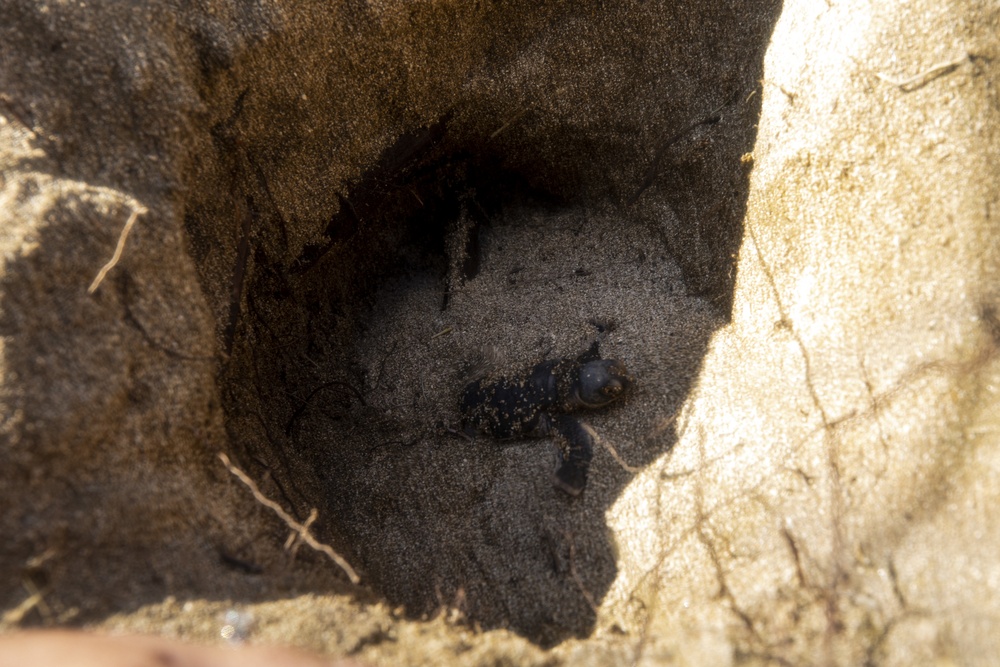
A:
217 142 730 646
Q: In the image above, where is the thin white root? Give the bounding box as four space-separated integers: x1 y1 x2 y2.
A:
589 425 643 474
88 203 149 294
218 453 361 584
876 52 969 92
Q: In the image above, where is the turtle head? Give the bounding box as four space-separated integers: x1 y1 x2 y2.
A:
571 359 635 409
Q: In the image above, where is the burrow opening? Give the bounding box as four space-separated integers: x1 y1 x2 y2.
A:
204 111 746 646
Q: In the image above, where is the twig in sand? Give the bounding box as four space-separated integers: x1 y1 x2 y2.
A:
217 453 361 584
88 203 149 294
875 52 969 92
284 508 318 562
430 326 453 340
1 582 48 626
593 430 642 474
490 106 532 139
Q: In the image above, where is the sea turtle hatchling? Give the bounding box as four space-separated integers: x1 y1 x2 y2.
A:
459 341 635 496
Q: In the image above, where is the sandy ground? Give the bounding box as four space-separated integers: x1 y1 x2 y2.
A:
296 203 724 645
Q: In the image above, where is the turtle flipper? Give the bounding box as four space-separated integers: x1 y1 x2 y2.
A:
550 415 595 496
